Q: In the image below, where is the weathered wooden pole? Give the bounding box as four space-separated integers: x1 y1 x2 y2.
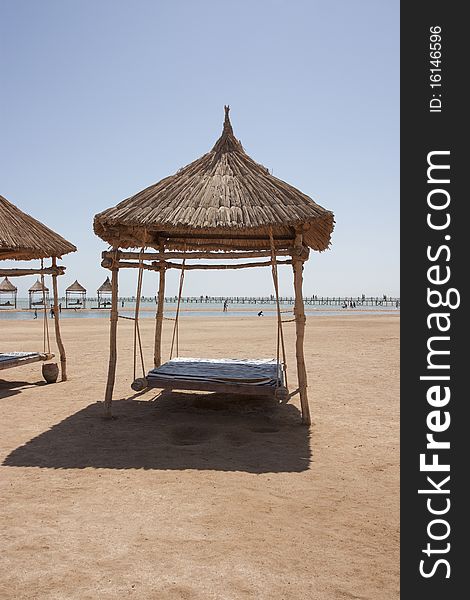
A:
153 262 166 367
104 258 119 418
292 233 311 426
51 257 67 381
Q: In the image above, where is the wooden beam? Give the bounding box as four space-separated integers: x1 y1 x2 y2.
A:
0 353 54 371
102 249 294 261
51 257 67 381
0 266 65 277
293 233 311 426
101 258 293 271
104 262 119 418
158 233 295 242
132 376 285 398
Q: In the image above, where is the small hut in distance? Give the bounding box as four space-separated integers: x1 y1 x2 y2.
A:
97 276 112 308
66 280 87 308
29 278 49 309
0 277 17 308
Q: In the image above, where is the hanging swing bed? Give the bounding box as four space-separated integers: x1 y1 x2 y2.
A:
94 107 334 425
0 194 76 381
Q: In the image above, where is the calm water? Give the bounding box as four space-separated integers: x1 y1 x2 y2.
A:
0 300 399 321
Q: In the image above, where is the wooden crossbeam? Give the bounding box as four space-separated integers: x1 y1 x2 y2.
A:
0 266 66 277
102 249 294 261
101 258 293 271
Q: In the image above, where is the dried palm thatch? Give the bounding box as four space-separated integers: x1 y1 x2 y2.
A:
66 280 86 293
0 276 17 292
29 278 49 292
97 277 112 293
0 194 76 261
94 107 335 252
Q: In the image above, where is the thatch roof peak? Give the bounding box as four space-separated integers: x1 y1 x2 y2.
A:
0 276 17 292
0 194 76 261
94 107 335 252
97 277 112 293
210 105 244 155
29 278 48 292
66 279 86 293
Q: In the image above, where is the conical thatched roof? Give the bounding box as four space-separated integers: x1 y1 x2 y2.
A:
94 107 335 252
66 279 87 293
29 278 49 292
97 277 112 293
0 194 76 261
0 277 17 292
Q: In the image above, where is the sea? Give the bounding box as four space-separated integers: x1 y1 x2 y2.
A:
0 298 399 321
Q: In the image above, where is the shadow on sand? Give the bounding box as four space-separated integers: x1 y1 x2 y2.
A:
0 379 47 400
3 392 311 473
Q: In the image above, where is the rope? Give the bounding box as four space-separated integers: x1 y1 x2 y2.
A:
133 248 146 380
169 258 186 360
269 231 288 388
40 259 51 354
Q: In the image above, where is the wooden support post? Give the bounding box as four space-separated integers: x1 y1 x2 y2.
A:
51 257 67 381
293 234 311 426
154 260 166 368
104 263 119 418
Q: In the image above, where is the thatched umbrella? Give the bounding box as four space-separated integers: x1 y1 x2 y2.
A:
0 276 17 308
1 194 76 260
94 107 334 252
97 276 113 308
65 280 87 308
94 107 335 423
0 193 76 380
28 278 49 309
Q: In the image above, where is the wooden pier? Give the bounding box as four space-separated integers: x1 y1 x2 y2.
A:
161 295 400 308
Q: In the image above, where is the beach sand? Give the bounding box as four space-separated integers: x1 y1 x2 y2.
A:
0 314 399 600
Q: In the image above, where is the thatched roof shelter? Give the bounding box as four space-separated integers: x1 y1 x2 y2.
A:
97 277 112 293
0 277 17 292
66 279 86 309
66 280 86 293
29 278 49 292
94 108 335 425
0 193 75 382
0 276 17 308
94 106 334 252
0 194 76 260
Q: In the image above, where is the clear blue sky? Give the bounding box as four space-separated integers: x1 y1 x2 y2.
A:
0 0 399 298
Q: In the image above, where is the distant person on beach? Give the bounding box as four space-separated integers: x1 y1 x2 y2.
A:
121 300 125 308
34 308 38 319
59 302 62 313
50 306 54 318
257 310 263 316
223 300 228 312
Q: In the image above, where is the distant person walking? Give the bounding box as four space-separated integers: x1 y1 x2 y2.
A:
34 308 38 319
223 300 228 312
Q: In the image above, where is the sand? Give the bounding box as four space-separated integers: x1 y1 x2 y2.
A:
0 314 399 600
